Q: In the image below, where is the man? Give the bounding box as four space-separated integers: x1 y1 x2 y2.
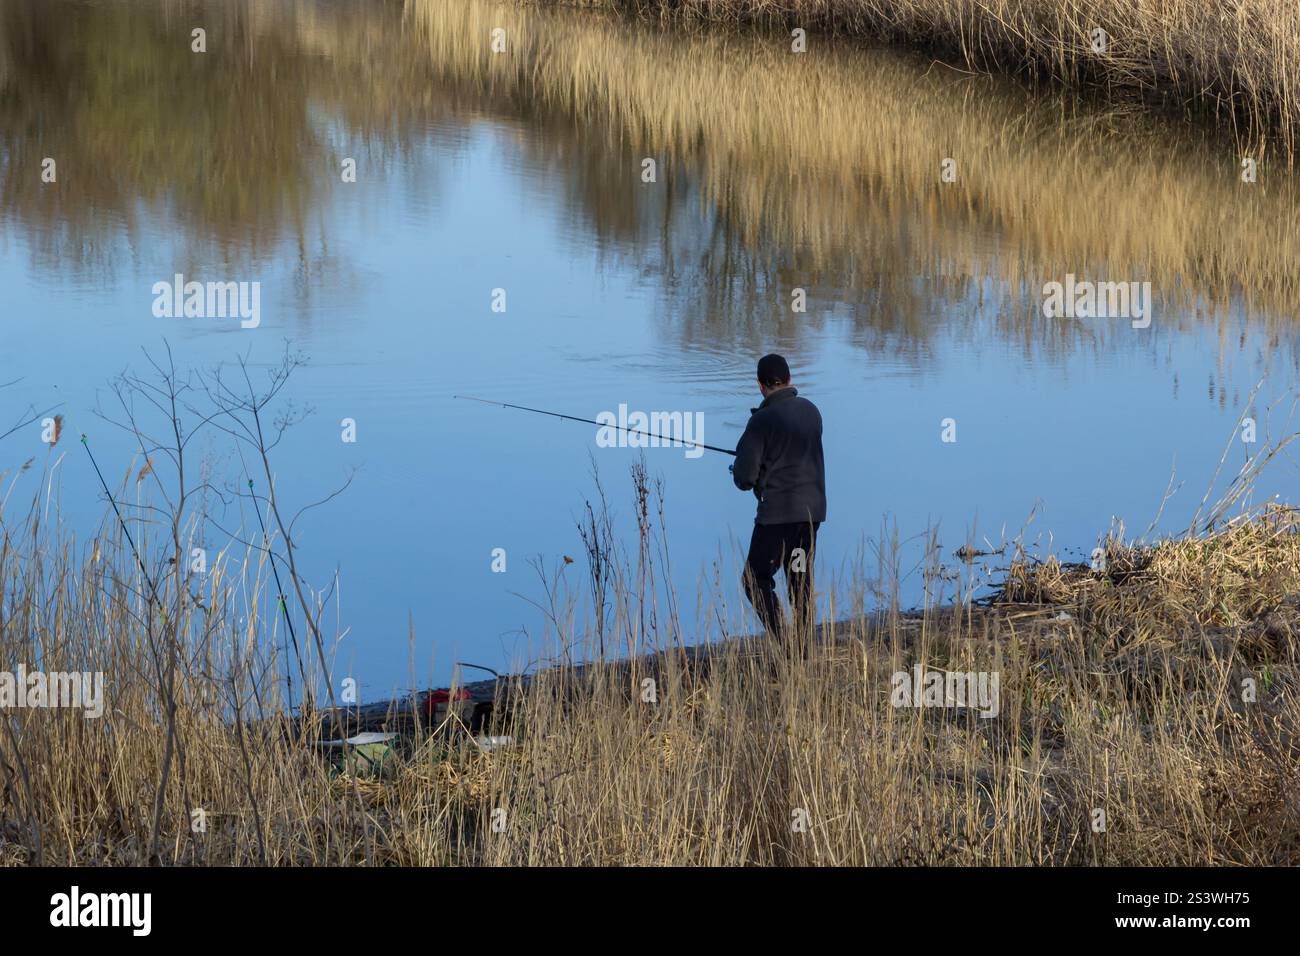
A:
730 354 826 640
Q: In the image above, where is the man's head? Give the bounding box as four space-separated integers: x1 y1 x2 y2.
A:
756 353 791 397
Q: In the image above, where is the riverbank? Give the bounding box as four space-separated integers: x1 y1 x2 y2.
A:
546 0 1300 149
3 478 1297 864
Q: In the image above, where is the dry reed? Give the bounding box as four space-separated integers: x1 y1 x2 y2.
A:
1 451 1296 866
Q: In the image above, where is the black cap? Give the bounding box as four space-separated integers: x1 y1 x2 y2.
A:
756 354 790 387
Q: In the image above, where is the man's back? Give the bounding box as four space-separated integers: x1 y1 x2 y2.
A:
732 386 826 526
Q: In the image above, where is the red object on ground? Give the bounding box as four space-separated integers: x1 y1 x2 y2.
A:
423 688 471 717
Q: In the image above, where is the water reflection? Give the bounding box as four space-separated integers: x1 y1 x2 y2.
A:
3 0 1298 370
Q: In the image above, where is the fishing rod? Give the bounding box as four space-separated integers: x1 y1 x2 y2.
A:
81 435 159 605
455 395 737 456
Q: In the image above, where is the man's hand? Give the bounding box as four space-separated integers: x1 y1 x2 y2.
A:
732 421 762 492
728 463 735 475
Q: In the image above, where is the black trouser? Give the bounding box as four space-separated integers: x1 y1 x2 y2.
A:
743 521 819 638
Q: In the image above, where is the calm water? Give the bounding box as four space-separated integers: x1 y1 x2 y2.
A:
2 0 1299 698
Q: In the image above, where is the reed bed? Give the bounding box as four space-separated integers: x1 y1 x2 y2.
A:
560 0 1300 149
1 452 1296 866
999 504 1300 657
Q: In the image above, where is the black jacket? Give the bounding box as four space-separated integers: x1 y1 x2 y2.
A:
732 386 826 526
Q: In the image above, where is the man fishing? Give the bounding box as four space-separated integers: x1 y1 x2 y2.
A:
730 354 826 643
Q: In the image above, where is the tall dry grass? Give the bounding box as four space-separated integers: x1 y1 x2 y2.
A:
1 445 1296 866
563 0 1300 148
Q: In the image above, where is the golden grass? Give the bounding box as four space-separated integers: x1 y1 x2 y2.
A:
564 0 1300 147
1 456 1297 866
999 504 1300 657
